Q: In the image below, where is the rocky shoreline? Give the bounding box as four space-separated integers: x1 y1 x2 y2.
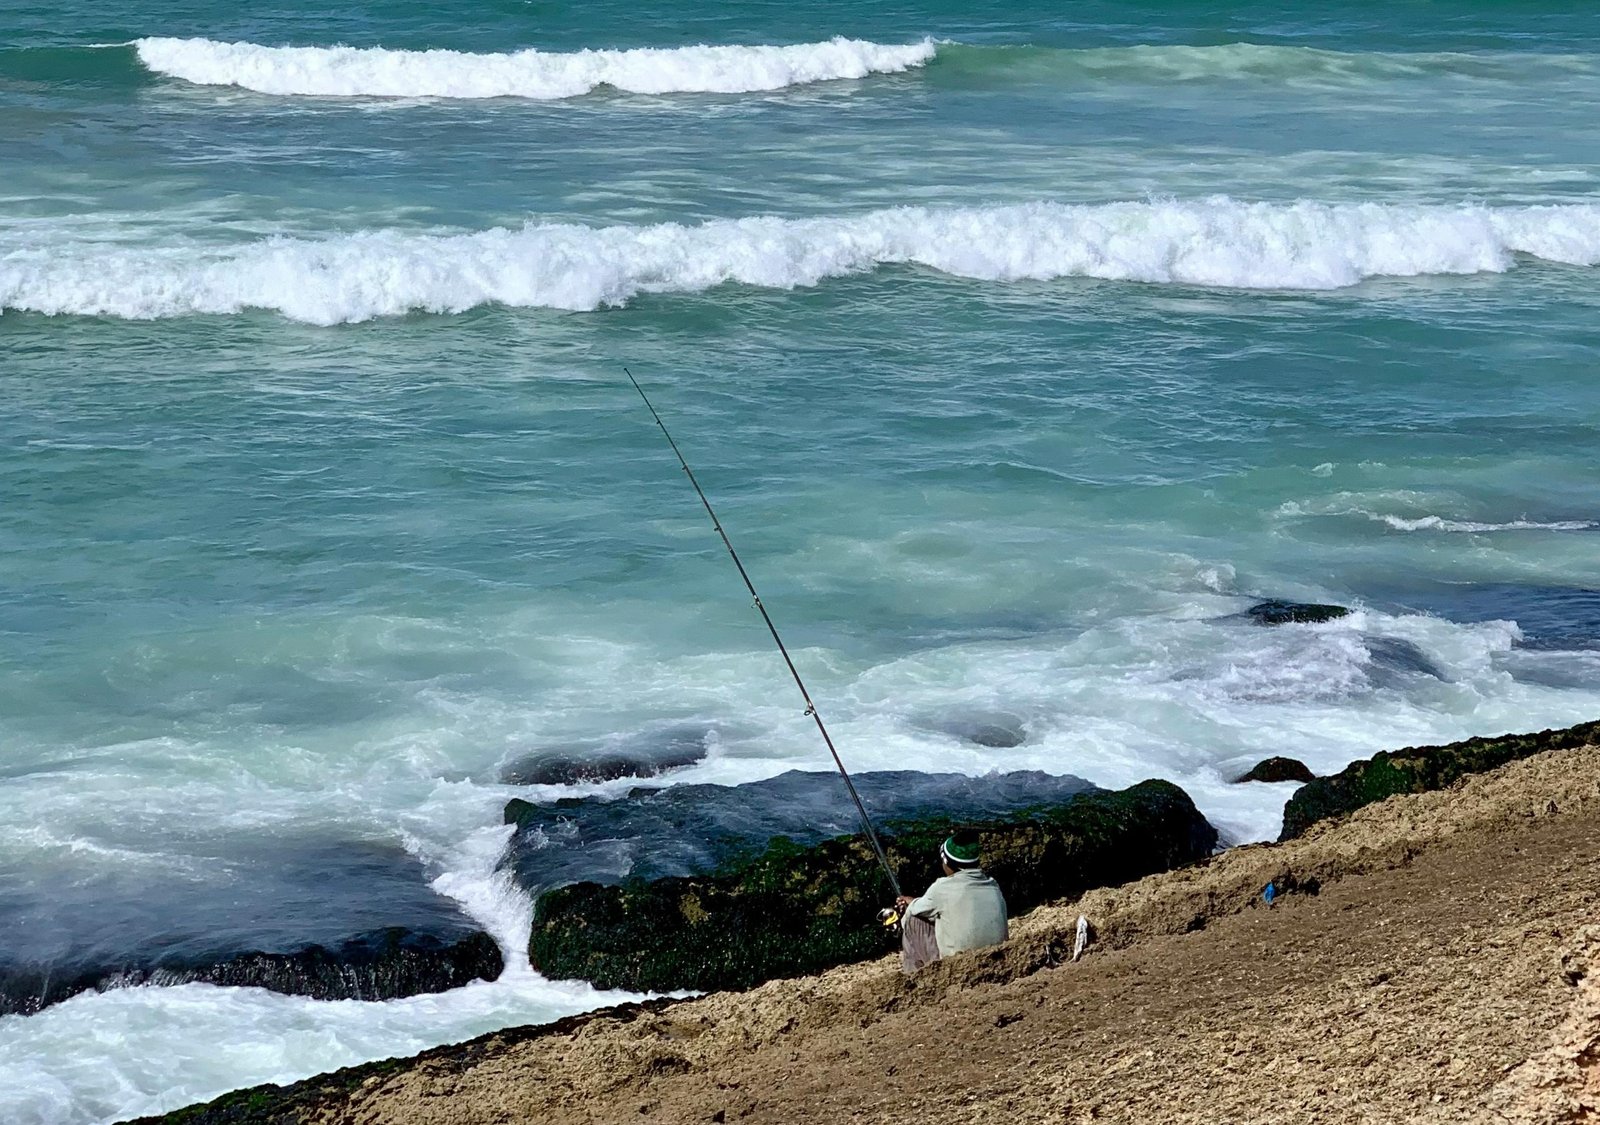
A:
21 595 1550 1022
131 719 1600 1124
1280 718 1600 839
527 777 1215 993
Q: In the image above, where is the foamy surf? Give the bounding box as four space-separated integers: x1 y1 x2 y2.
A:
0 969 668 1125
1377 515 1600 533
131 35 937 98
4 198 1598 324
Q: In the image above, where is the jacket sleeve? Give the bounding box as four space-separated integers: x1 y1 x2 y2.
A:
905 878 944 919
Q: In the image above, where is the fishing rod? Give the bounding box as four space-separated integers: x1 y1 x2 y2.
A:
623 367 902 900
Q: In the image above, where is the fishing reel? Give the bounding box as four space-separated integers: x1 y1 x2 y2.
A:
876 906 902 935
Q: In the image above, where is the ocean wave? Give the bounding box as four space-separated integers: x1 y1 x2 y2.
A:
935 41 1598 86
4 198 1598 324
10 39 1591 97
1278 497 1600 533
131 35 936 98
1375 514 1600 533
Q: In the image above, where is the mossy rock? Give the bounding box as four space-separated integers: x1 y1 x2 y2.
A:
1279 719 1600 840
529 779 1216 993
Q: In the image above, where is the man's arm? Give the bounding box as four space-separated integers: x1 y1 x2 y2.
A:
897 879 944 919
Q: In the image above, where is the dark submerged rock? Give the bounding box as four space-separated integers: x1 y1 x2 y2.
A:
527 778 1217 994
912 711 1028 749
974 728 1024 748
1245 600 1351 626
942 718 1026 748
0 838 503 1017
1363 636 1448 682
1234 757 1316 784
499 724 711 785
501 750 701 786
0 929 503 1017
1279 719 1600 841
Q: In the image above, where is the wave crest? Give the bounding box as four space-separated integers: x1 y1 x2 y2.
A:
4 198 1598 324
1376 515 1600 533
131 35 937 99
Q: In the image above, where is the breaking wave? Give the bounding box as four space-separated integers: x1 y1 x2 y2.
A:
118 38 1600 100
131 35 937 98
5 198 1599 324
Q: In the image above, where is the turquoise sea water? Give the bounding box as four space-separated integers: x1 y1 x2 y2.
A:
3 1 1600 1120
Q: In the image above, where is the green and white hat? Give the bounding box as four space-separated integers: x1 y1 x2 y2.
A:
940 835 981 867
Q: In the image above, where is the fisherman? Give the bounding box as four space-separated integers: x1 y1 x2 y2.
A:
894 827 1008 973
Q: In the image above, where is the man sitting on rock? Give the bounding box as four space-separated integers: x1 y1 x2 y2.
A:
895 828 1008 973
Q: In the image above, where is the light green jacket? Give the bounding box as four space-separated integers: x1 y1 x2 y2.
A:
906 867 1008 956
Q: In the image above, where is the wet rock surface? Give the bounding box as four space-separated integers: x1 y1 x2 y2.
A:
502 769 1097 894
0 928 503 1018
1279 718 1600 840
526 778 1217 993
0 838 502 1017
1234 757 1316 784
1244 600 1352 626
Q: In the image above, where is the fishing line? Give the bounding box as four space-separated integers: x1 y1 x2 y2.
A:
624 367 902 899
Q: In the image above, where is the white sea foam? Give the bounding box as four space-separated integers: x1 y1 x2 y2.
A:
1277 497 1600 533
0 971 669 1125
423 822 533 974
4 198 1598 324
132 35 937 98
1374 514 1600 532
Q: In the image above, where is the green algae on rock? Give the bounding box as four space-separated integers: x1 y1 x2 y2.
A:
1279 720 1600 841
528 779 1217 994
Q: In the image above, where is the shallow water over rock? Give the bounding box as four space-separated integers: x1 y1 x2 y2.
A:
502 769 1096 895
0 838 499 1016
